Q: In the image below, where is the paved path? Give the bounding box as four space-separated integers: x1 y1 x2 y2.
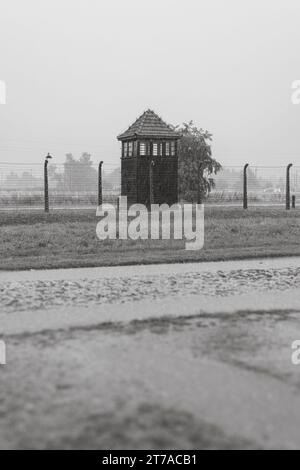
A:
1 257 300 449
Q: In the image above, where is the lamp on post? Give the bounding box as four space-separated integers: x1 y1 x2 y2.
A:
44 153 53 213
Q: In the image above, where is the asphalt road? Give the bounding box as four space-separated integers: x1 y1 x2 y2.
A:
1 258 300 449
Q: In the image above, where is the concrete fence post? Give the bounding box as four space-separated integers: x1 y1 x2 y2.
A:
243 163 249 209
98 161 103 207
197 162 201 205
44 153 52 213
286 163 293 210
150 160 155 206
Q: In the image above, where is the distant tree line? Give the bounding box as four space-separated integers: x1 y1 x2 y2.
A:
2 153 121 192
213 168 285 192
1 145 287 198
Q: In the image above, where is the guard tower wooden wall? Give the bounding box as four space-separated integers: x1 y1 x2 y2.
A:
117 110 181 206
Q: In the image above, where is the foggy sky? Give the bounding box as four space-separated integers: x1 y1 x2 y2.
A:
0 0 300 168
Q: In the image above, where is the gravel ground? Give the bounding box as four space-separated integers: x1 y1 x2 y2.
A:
1 258 300 313
1 257 300 449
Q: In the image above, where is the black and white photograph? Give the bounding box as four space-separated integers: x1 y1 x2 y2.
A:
1 0 300 455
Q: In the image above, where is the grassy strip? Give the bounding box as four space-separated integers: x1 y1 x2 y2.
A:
0 207 299 271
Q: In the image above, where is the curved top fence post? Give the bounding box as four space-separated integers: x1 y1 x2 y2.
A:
243 163 249 209
98 161 103 206
286 163 293 210
44 153 52 213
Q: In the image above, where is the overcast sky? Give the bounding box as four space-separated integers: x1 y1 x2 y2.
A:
0 0 299 168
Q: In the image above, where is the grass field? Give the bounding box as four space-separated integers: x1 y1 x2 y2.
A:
0 207 299 271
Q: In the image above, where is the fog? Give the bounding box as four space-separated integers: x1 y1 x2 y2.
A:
0 0 299 167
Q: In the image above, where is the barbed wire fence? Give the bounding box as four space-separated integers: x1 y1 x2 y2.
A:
0 161 121 209
0 160 299 211
210 165 300 207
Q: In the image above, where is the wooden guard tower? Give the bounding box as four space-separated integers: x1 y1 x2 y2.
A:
117 109 181 206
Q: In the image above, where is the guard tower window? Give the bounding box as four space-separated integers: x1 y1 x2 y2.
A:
124 142 128 157
140 142 146 156
128 142 133 157
153 143 158 156
171 141 176 156
165 142 170 156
